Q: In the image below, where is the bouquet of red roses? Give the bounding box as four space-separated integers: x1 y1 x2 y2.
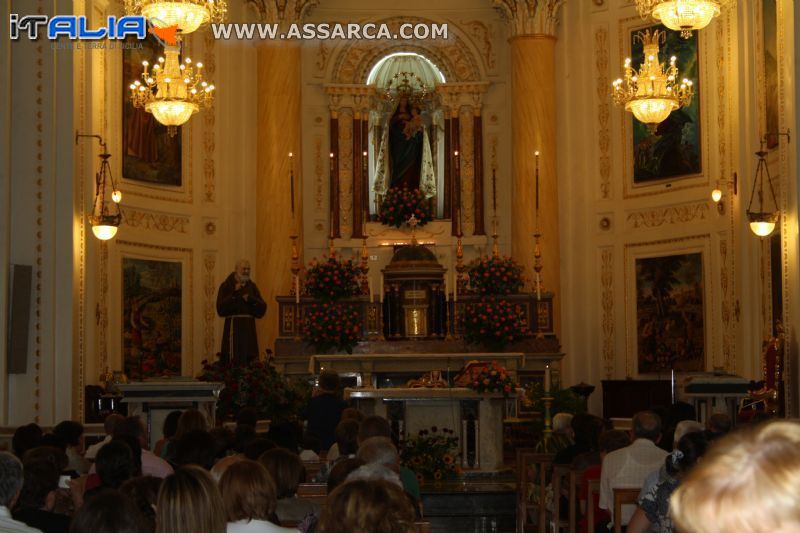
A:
463 297 529 349
302 302 362 354
466 360 516 395
304 255 362 302
378 187 433 228
467 255 525 295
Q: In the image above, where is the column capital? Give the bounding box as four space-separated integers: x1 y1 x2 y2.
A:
245 0 318 25
493 0 566 38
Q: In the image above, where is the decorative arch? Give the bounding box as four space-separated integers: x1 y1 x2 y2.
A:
327 16 486 84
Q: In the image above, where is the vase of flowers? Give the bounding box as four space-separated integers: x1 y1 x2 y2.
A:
465 360 517 395
378 187 433 228
400 426 460 486
302 302 362 354
463 297 529 350
467 255 525 295
198 357 310 422
304 255 362 302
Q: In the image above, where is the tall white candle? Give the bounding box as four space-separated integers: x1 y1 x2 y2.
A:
545 364 551 393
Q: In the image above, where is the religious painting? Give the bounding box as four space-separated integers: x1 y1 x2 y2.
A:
636 252 704 373
762 0 779 148
631 24 702 183
122 34 182 186
122 257 182 379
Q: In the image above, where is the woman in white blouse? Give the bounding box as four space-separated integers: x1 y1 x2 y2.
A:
219 460 297 533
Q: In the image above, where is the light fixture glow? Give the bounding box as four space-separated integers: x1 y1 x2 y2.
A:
746 147 780 238
124 0 227 34
92 225 119 241
711 187 722 203
635 0 731 38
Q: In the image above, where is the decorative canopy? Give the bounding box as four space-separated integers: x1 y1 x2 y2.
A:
367 52 445 88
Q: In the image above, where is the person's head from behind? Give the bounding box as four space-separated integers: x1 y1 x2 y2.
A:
104 414 126 437
598 430 631 458
70 489 147 533
358 415 392 444
162 411 182 441
665 430 708 477
0 452 25 509
706 413 732 437
570 414 603 448
257 448 305 499
233 425 257 454
632 410 662 443
336 419 360 456
552 413 574 437
235 407 258 429
22 446 69 473
113 434 143 477
671 420 800 533
219 460 278 523
53 420 85 451
175 409 208 439
341 408 364 424
673 420 704 448
13 424 43 459
356 436 400 473
317 479 416 533
120 476 162 532
209 427 235 460
243 437 275 460
266 421 301 452
327 458 365 493
16 459 59 512
96 440 135 489
115 416 147 449
173 430 216 470
317 371 340 393
156 465 225 533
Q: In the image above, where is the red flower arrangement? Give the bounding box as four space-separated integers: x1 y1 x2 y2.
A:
304 255 362 302
303 302 362 354
463 297 529 350
378 187 433 228
467 255 525 295
466 360 516 395
197 356 310 422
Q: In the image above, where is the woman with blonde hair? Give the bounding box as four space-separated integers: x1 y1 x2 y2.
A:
156 465 226 533
316 479 417 533
671 420 800 533
219 460 295 533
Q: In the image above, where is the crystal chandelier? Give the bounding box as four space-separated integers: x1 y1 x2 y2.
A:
635 0 732 38
124 0 227 34
129 43 215 136
611 30 694 130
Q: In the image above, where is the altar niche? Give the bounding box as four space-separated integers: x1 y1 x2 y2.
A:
382 242 447 339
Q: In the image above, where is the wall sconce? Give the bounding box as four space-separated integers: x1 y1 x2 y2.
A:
75 132 122 240
710 172 737 214
746 130 790 237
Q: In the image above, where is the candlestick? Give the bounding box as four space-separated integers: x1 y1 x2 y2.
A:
379 276 384 304
294 274 300 305
289 152 295 216
534 151 540 214
453 270 458 302
369 277 374 302
535 272 541 301
491 167 497 215
545 363 551 393
457 208 462 237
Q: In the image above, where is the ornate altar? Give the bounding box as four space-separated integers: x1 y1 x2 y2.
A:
382 242 446 338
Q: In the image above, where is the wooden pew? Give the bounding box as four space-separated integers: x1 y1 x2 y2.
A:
552 465 584 532
585 478 601 533
516 449 555 533
612 487 640 533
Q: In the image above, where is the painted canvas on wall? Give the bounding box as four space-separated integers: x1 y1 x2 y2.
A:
631 24 702 183
122 34 182 186
636 252 704 373
123 258 182 379
763 0 778 148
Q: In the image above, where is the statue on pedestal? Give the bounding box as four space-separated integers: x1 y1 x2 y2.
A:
216 259 267 365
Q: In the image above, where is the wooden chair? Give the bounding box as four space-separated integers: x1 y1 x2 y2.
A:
303 460 325 481
295 483 328 506
585 479 601 533
516 449 555 533
612 488 640 533
414 521 432 533
552 465 584 533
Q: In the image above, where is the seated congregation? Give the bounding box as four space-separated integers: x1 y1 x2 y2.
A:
0 385 429 533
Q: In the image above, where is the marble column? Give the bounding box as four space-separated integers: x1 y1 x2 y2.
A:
256 41 302 353
497 0 565 334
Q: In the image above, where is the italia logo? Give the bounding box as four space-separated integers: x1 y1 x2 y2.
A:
9 14 178 46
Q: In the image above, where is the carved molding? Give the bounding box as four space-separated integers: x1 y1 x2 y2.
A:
245 0 318 25
329 17 483 84
34 0 44 422
493 0 566 37
459 106 476 236
314 136 324 211
626 202 710 229
203 252 217 361
595 27 611 199
338 110 354 237
204 31 216 203
600 247 614 379
123 208 190 234
462 20 496 70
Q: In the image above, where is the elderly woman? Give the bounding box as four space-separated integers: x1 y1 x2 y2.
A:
219 460 295 533
156 466 226 533
316 479 417 533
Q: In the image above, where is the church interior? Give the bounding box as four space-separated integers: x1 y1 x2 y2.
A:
2 0 800 531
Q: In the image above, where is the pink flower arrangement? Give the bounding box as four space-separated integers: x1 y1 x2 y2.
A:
302 302 362 354
467 255 525 295
304 255 362 302
463 297 529 349
379 187 433 228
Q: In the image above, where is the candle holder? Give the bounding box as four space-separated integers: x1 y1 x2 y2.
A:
491 217 500 258
533 230 543 301
455 234 467 296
